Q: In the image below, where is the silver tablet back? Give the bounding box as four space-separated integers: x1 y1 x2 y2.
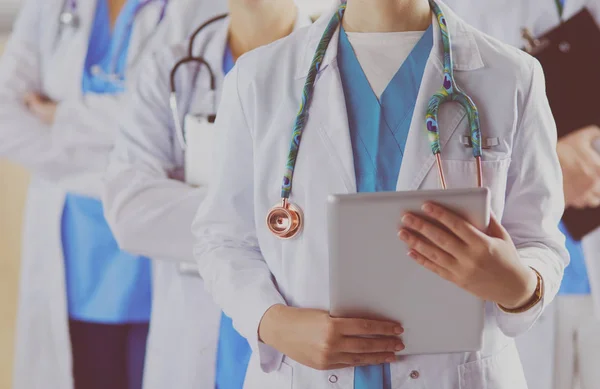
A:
328 187 490 355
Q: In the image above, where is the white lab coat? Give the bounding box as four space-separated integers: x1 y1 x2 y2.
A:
103 10 311 389
192 2 569 388
444 1 600 388
104 17 230 389
0 0 224 388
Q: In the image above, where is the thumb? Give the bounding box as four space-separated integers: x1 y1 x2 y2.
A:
487 212 510 240
579 125 600 143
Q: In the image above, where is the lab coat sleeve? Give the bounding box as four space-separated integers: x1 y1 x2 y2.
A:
495 58 569 337
0 0 121 198
103 47 205 263
193 65 287 373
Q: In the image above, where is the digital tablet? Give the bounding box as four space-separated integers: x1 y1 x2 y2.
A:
328 187 490 355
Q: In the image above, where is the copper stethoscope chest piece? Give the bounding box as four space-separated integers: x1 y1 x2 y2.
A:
266 199 303 239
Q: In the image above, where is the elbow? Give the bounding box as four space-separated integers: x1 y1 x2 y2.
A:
104 205 140 255
103 186 142 256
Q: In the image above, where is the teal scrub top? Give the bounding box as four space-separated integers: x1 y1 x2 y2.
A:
338 24 433 389
62 0 152 323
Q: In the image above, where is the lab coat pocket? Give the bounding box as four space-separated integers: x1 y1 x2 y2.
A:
434 158 511 217
458 343 527 389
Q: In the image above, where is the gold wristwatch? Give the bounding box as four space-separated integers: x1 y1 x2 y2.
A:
498 268 544 314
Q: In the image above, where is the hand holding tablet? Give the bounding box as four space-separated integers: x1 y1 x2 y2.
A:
399 203 539 311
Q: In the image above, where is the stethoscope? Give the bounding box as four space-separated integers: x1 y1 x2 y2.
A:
266 0 483 239
169 14 229 150
59 0 80 28
60 0 170 86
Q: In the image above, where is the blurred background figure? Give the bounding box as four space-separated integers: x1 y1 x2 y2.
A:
445 1 600 389
0 3 337 389
103 1 311 388
0 0 224 388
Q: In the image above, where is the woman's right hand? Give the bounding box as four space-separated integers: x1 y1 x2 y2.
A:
258 305 404 370
24 92 58 126
557 125 600 209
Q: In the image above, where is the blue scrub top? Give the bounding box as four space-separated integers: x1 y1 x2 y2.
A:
62 0 152 323
215 45 252 389
558 223 591 295
338 25 433 389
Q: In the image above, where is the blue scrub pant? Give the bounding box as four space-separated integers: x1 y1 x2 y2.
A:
69 320 149 389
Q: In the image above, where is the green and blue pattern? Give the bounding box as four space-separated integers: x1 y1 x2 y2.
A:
280 3 347 198
426 0 482 157
280 0 482 199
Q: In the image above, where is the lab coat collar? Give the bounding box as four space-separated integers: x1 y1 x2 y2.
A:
294 0 484 80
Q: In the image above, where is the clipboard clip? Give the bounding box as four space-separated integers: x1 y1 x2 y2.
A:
521 28 550 56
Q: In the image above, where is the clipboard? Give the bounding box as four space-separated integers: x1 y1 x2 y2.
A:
523 8 600 241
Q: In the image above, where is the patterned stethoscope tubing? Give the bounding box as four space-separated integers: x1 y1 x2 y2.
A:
426 0 483 189
266 0 483 239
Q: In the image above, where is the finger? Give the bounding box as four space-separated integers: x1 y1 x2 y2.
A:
336 352 397 366
333 318 403 337
408 249 455 281
400 213 464 255
421 202 485 242
338 336 404 354
398 228 456 270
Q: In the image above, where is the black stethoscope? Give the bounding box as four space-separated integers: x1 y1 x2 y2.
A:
169 14 228 150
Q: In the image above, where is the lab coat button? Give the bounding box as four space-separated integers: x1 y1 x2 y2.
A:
328 374 338 383
410 370 420 379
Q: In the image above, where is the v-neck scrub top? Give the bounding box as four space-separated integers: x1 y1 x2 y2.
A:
61 0 152 324
338 24 433 389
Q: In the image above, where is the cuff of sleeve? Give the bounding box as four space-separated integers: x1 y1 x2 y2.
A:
234 291 287 373
496 252 557 337
495 292 544 337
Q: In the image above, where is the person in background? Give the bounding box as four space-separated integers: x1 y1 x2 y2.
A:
103 1 310 388
444 0 600 388
0 0 223 388
191 0 568 388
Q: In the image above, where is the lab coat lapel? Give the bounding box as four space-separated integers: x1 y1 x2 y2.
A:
127 0 164 70
397 1 483 191
46 0 97 99
311 26 357 193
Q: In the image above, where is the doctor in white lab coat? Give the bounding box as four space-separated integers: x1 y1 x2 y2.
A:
0 0 224 388
103 1 309 388
192 1 568 388
443 1 600 388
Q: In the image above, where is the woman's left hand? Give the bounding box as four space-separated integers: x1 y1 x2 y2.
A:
24 92 58 125
398 203 538 310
